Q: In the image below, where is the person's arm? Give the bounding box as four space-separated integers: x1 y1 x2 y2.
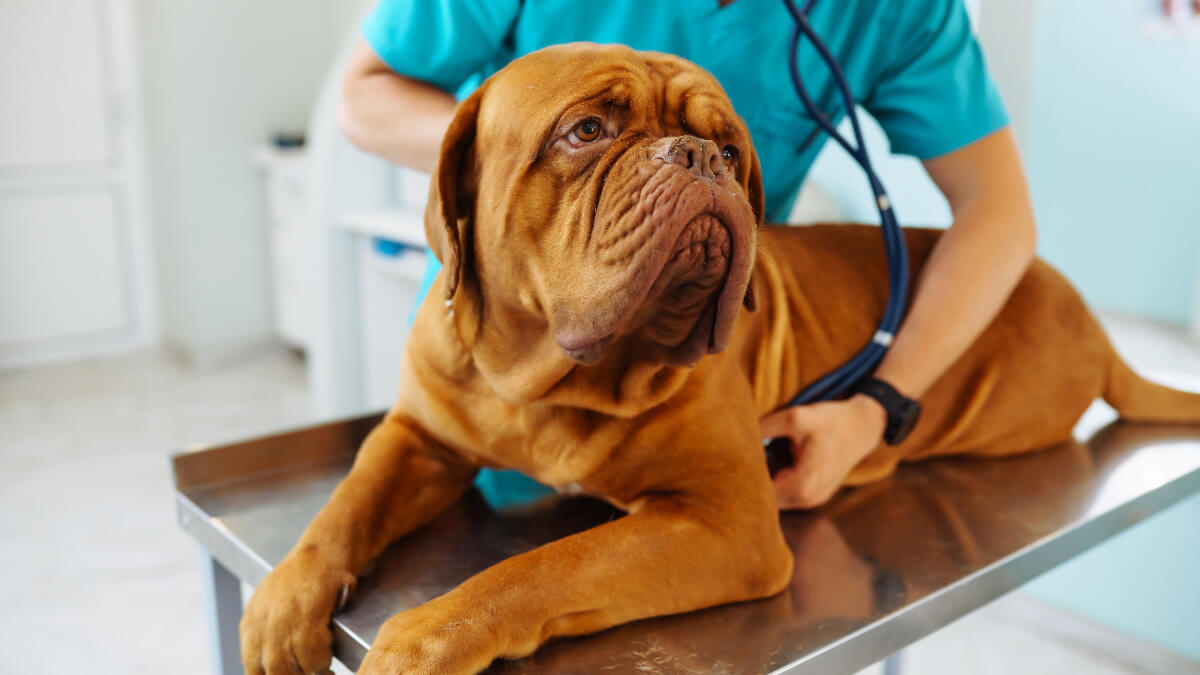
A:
337 41 458 173
761 126 1036 509
876 126 1036 395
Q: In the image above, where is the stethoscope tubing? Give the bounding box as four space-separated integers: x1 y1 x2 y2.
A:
778 0 910 406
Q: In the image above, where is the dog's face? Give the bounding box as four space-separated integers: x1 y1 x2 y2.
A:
426 43 763 368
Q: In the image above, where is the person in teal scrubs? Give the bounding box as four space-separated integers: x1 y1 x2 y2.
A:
339 0 1038 510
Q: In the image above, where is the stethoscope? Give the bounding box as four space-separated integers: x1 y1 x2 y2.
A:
765 0 911 474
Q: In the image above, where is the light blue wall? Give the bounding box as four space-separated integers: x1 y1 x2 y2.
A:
811 2 1200 325
1013 1 1200 661
1025 1 1200 325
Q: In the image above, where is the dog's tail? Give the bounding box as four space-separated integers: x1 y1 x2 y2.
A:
1104 350 1200 423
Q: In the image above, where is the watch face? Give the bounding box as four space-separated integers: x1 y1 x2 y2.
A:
891 401 921 444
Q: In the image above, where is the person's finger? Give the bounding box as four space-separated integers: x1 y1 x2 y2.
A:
775 469 828 510
772 467 802 508
759 405 814 439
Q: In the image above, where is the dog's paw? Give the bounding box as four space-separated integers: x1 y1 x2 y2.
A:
358 604 497 675
239 548 356 675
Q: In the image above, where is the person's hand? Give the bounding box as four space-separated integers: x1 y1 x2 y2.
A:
759 394 886 509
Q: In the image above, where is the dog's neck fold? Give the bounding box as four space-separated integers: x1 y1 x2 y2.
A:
440 276 692 416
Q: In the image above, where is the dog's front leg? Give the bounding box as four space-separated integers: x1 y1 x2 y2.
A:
358 470 793 675
239 413 476 675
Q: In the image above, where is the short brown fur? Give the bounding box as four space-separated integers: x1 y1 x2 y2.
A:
240 44 1200 675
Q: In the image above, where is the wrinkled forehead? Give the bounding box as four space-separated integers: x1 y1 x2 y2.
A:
477 44 743 147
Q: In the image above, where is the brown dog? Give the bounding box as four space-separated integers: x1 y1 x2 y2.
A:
239 43 1200 674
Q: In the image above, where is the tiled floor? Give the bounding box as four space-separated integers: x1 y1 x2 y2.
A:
0 349 311 675
0 313 1196 674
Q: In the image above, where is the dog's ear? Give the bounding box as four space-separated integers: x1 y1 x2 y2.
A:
742 144 765 311
424 86 485 302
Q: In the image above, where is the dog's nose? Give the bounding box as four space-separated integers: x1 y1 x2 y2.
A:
656 136 723 179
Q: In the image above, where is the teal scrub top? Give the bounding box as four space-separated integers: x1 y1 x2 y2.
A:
363 0 1008 508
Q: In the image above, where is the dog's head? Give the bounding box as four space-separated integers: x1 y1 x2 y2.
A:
426 43 763 374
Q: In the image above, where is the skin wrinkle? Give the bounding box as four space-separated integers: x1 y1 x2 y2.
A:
597 170 653 262
536 80 638 159
589 164 613 246
638 216 731 345
585 168 724 344
610 180 667 262
598 183 656 270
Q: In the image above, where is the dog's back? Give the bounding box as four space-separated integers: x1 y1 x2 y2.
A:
736 224 1200 484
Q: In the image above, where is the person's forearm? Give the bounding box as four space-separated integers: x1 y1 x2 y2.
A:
873 204 1035 397
338 42 457 173
869 127 1037 399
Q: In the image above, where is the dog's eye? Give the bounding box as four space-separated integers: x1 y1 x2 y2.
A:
721 145 740 163
574 118 603 143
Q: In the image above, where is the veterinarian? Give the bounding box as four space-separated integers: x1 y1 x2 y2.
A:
339 0 1037 510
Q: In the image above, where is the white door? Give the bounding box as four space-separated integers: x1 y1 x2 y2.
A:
0 0 156 369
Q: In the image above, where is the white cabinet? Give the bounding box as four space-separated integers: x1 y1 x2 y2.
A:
338 207 428 409
357 237 425 409
255 146 311 350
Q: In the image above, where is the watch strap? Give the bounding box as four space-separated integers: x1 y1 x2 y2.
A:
855 377 921 445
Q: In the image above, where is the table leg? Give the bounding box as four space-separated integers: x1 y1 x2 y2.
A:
202 550 244 675
882 651 904 675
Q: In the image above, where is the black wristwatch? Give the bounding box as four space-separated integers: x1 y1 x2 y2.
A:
854 377 921 445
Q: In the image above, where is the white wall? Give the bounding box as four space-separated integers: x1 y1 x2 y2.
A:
134 0 364 366
0 0 160 369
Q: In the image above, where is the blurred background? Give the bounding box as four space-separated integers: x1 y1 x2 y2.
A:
1 0 1198 673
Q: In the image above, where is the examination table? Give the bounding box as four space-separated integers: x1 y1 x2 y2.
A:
172 405 1200 674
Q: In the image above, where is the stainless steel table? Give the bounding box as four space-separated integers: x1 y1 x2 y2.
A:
172 408 1200 674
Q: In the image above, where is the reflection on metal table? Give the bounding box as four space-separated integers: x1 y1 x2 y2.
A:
172 407 1200 674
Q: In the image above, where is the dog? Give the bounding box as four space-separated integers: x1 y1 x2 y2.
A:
239 43 1200 674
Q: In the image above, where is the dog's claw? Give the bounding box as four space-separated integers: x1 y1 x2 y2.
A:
336 582 353 612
